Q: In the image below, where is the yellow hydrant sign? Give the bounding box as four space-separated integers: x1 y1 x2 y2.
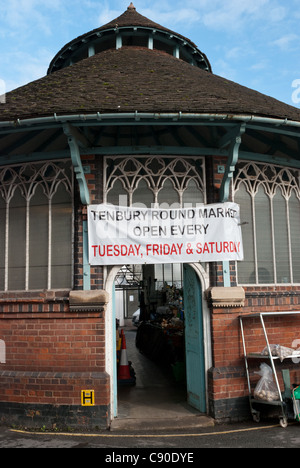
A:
81 390 95 407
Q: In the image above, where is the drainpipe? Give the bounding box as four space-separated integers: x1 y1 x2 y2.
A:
219 123 246 287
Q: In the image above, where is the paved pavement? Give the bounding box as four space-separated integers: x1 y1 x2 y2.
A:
0 421 299 449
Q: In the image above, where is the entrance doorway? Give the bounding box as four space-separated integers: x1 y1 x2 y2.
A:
106 262 211 423
103 155 209 422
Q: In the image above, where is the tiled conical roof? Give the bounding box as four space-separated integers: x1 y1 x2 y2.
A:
2 47 300 123
1 5 300 126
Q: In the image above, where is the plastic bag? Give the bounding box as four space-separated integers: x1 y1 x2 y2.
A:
254 363 280 402
261 344 294 362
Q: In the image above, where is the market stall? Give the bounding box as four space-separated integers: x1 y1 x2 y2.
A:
135 283 186 382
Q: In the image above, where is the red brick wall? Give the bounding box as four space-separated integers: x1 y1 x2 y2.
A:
0 317 105 374
0 371 109 407
0 291 110 419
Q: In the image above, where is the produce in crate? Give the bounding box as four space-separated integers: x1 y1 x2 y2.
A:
254 363 280 402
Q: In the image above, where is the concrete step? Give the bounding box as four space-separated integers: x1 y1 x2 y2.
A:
110 414 215 432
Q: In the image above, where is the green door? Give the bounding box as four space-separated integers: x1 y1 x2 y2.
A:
183 264 206 413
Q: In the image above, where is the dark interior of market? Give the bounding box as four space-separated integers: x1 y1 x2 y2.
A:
115 263 196 423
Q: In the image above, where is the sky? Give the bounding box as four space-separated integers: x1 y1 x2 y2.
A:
1 0 300 108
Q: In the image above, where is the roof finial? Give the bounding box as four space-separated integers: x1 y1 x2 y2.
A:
127 3 136 10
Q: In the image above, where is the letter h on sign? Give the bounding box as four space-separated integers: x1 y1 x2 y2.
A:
81 390 95 406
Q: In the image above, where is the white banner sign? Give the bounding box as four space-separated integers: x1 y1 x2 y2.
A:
88 203 244 266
